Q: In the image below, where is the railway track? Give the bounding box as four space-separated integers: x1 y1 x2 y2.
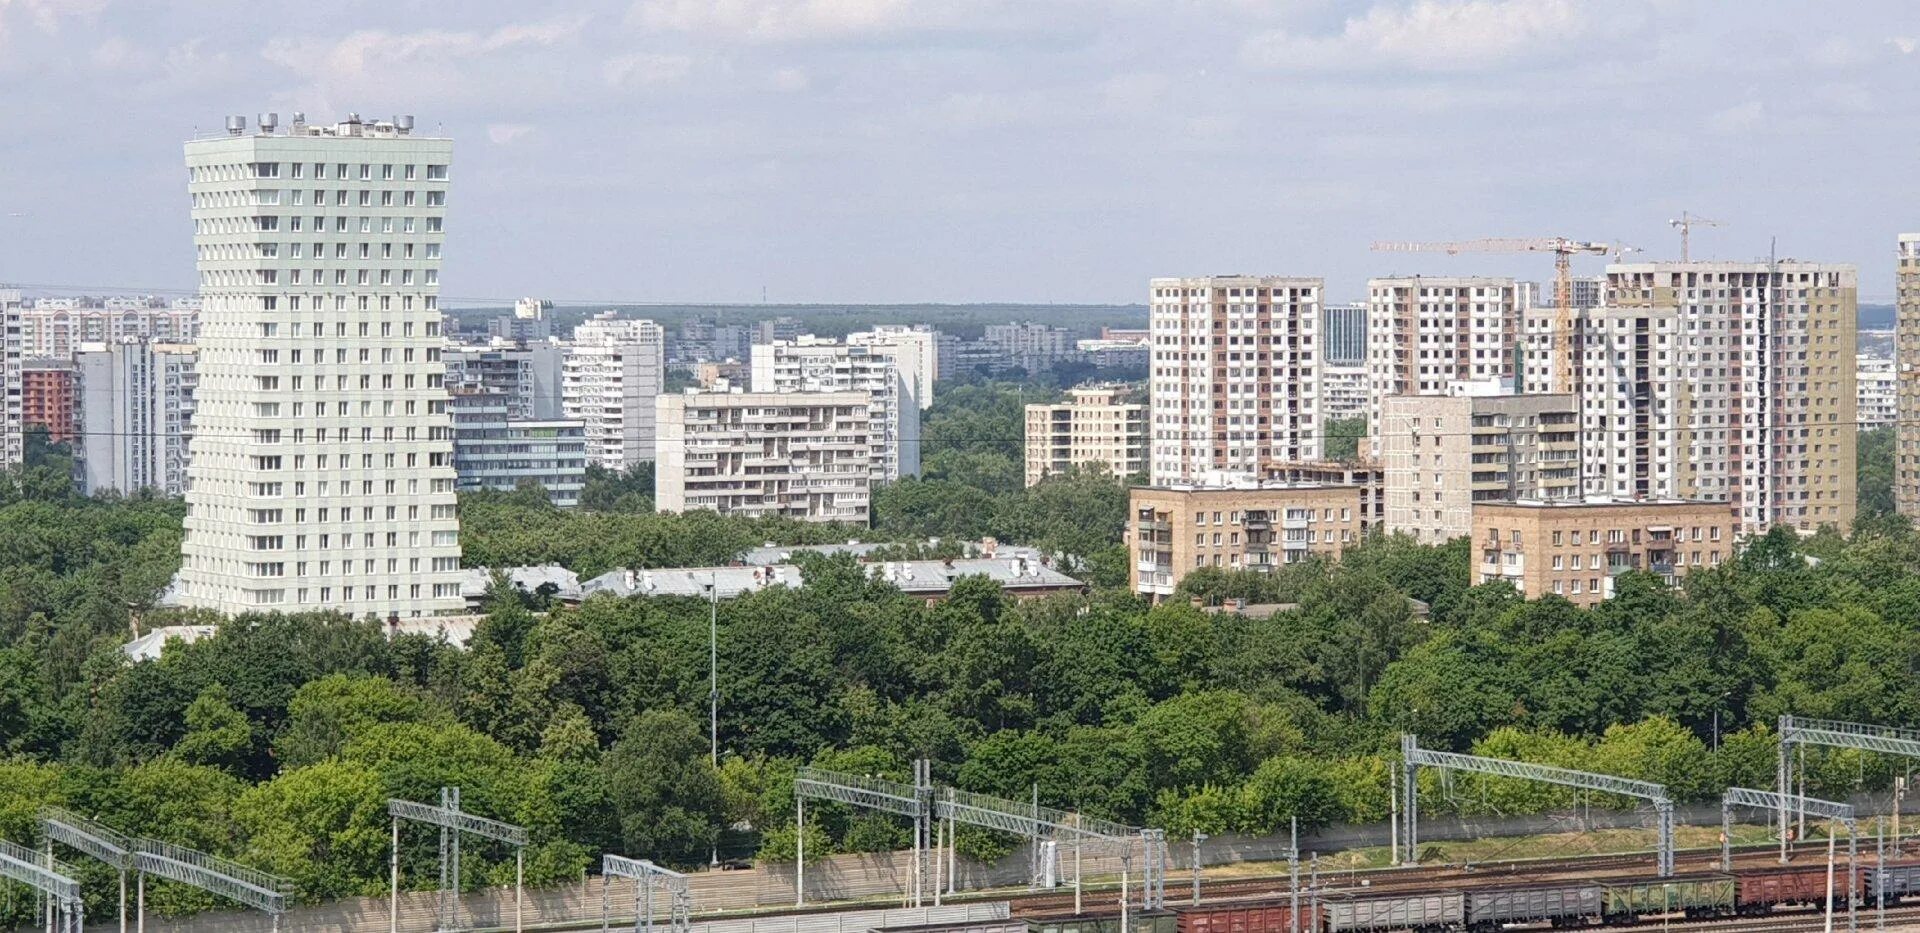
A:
1010 841 1879 920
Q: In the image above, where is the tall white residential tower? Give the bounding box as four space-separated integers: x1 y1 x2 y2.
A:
564 311 665 469
1148 276 1325 483
177 113 463 617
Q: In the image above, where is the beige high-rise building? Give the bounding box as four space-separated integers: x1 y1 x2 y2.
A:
1149 276 1324 483
655 390 872 523
1130 481 1362 599
1366 277 1522 444
1897 235 1920 519
1380 392 1580 543
1024 385 1146 486
1473 498 1737 606
1520 261 1856 535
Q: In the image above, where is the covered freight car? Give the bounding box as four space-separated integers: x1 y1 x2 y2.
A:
1323 891 1464 933
1173 901 1320 933
1598 874 1736 921
1465 881 1602 930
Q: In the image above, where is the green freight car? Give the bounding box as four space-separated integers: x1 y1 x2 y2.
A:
1597 874 1736 921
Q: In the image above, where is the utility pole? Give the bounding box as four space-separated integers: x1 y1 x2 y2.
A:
708 579 719 867
1190 832 1206 906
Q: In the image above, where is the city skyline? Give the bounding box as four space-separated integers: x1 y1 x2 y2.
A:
0 1 1915 305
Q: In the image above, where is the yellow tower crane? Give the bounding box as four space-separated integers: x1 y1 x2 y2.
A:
1370 237 1620 396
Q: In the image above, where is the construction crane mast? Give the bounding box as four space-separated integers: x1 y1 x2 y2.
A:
1667 212 1723 262
1371 237 1618 396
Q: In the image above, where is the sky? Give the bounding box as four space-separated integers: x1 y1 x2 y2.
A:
0 0 1915 305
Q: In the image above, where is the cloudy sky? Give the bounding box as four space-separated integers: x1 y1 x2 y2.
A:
0 0 1915 304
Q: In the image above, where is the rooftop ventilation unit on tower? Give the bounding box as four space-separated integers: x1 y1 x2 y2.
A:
224 115 245 136
396 114 415 135
257 112 277 134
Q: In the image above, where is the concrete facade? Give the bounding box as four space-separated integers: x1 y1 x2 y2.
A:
1365 276 1522 444
750 337 921 480
1575 262 1856 535
655 389 872 523
1858 354 1896 429
1130 481 1363 599
0 289 18 466
448 386 586 506
16 299 197 359
1473 498 1738 606
565 312 666 469
77 338 198 495
21 357 77 444
178 113 464 617
1149 276 1325 483
1899 235 1920 519
1380 392 1580 543
1022 384 1146 485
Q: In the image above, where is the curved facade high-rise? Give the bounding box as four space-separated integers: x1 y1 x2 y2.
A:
177 113 463 617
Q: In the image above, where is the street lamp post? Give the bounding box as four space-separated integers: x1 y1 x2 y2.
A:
707 578 720 867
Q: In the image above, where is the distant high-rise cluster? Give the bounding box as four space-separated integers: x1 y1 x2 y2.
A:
1137 254 1862 603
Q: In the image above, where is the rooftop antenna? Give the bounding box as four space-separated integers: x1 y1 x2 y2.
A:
1668 211 1724 262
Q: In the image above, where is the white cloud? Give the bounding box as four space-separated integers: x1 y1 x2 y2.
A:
1707 100 1764 136
769 66 810 92
1891 37 1915 55
1241 0 1596 73
263 16 586 82
0 0 106 47
603 52 693 89
629 0 998 43
486 123 535 145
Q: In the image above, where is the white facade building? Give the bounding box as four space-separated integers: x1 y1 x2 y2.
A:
18 299 198 359
77 339 198 495
848 325 939 409
655 389 873 523
1522 262 1857 535
983 321 1075 372
1321 364 1369 421
1148 276 1325 483
0 289 20 466
1366 277 1522 443
563 311 665 469
177 112 464 618
1859 355 1896 429
750 336 921 479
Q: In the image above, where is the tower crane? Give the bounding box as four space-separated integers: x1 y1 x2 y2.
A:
1370 237 1626 397
1668 212 1723 262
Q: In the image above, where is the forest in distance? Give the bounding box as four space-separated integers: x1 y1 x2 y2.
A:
0 383 1913 924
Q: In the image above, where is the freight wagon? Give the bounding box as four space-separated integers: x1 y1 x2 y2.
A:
1735 865 1861 914
1173 900 1321 933
1596 874 1735 921
1866 862 1920 903
1028 912 1177 933
1322 892 1463 933
1464 881 1601 931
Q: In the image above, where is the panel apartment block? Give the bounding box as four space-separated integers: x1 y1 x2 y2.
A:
1130 482 1362 599
655 390 873 523
1365 277 1521 443
1149 276 1324 483
1473 498 1737 606
1023 384 1146 486
1898 235 1920 519
178 113 463 617
1380 392 1579 543
1591 262 1856 534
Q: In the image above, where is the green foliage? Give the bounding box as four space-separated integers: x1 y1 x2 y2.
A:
14 456 1920 922
1858 427 1894 520
1323 417 1367 462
